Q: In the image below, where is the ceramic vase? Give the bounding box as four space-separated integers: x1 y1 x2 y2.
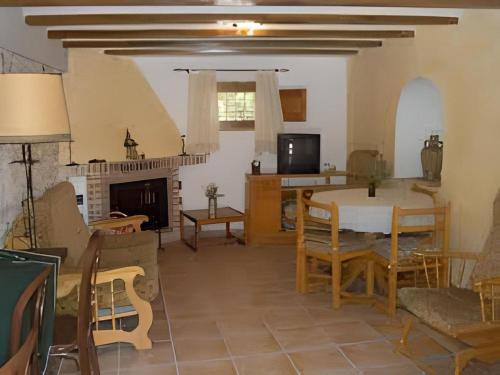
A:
208 197 217 218
421 135 443 181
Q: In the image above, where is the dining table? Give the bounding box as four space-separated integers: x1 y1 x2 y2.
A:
310 180 436 234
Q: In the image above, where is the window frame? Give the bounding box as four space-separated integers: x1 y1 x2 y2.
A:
217 81 256 131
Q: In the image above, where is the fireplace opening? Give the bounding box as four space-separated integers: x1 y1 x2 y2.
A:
109 178 168 230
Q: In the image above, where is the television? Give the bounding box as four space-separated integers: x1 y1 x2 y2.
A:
277 133 320 174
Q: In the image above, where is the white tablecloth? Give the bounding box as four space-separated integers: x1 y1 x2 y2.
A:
311 182 434 234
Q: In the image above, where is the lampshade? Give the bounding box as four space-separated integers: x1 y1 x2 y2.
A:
0 73 71 144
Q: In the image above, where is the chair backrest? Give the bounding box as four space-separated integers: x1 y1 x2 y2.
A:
0 265 52 375
346 150 380 184
472 189 500 282
391 204 450 287
297 190 340 251
78 231 104 375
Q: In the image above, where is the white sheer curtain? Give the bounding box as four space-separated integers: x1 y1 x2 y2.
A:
186 71 219 154
255 71 284 155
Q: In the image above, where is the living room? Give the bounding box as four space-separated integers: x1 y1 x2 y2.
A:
1 2 500 375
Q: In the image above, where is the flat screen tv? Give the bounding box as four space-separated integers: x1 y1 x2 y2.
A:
277 133 320 174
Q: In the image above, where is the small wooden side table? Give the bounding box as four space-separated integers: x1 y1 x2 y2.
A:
180 207 245 251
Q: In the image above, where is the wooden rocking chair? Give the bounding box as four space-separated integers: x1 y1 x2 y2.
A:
397 191 500 374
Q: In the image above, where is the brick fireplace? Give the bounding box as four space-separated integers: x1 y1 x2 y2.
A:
62 155 206 230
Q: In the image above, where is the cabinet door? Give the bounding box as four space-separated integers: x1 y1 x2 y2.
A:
248 177 282 236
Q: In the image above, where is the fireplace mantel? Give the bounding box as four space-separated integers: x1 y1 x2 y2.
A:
62 155 207 229
69 155 207 177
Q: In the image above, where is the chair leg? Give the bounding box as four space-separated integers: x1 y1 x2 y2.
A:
303 257 310 293
399 316 413 348
332 253 341 309
296 243 307 293
387 268 397 316
455 348 477 375
365 260 374 296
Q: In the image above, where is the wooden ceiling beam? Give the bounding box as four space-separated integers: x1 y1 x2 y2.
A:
26 13 459 26
48 29 415 40
6 0 500 8
103 48 359 56
62 39 382 48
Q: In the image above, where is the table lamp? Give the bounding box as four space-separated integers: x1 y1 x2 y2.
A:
0 73 71 248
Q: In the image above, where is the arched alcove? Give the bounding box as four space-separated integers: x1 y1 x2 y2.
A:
394 77 443 178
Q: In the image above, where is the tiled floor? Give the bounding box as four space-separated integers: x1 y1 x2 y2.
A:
49 234 499 374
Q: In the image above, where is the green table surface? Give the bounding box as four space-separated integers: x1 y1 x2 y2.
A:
0 250 59 372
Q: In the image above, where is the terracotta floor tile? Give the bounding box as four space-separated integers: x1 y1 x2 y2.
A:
264 308 315 330
368 321 406 340
273 326 332 351
289 348 358 375
218 316 270 336
119 341 175 369
174 338 229 362
178 360 237 375
361 364 423 374
144 237 500 374
321 321 384 344
393 335 450 360
226 332 281 356
235 353 297 375
58 344 119 374
149 319 171 341
171 318 221 339
120 364 177 375
340 341 414 369
98 343 120 371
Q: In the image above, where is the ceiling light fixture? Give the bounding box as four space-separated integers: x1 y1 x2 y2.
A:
217 20 263 36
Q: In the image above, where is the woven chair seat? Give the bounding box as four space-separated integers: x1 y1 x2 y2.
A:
372 236 429 262
398 287 482 333
305 230 372 255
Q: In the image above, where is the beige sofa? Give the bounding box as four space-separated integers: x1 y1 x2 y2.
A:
5 182 159 349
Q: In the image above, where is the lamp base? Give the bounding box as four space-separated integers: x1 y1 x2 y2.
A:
9 144 38 249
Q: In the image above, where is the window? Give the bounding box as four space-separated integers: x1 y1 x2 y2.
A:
217 82 256 131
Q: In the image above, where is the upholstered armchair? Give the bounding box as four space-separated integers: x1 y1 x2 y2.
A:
5 181 158 349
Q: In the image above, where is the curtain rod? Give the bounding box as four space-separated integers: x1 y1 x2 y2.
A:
174 68 289 73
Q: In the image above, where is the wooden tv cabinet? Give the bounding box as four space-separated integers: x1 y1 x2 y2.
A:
244 171 350 246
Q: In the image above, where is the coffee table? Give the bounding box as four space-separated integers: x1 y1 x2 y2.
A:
180 207 245 251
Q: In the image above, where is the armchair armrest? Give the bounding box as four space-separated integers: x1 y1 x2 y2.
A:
57 266 153 350
95 266 144 284
56 266 145 299
474 276 500 288
90 215 148 233
413 250 482 260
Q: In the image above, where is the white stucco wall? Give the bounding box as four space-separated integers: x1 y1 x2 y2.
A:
135 55 348 214
0 8 66 71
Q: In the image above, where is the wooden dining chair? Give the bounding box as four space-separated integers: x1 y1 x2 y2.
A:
0 265 52 375
296 189 374 309
372 204 450 316
50 231 104 375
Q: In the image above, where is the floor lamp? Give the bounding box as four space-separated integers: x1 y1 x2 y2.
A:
0 73 71 248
